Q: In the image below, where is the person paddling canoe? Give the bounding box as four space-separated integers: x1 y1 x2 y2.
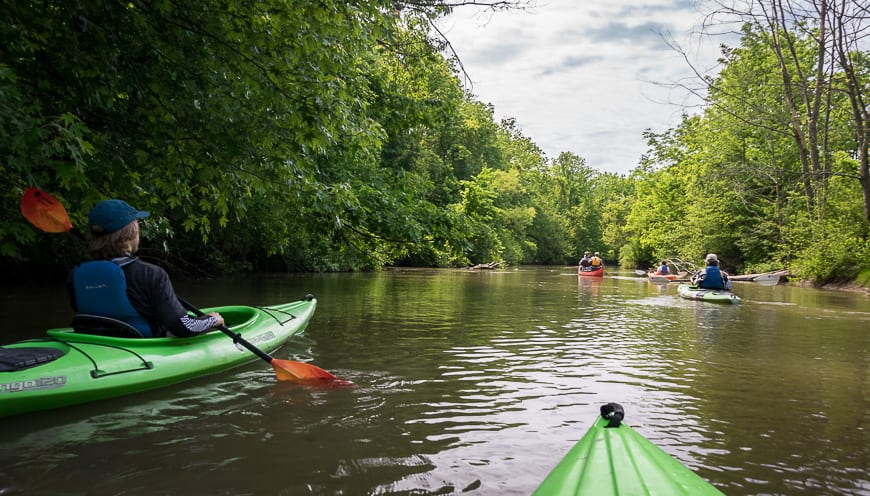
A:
578 251 592 271
590 251 603 270
67 199 224 337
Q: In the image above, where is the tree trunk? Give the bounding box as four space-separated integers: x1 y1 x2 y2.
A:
828 0 870 223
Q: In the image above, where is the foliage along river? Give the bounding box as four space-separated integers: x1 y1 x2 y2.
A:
0 267 867 495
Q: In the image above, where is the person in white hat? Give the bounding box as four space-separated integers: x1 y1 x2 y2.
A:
691 253 731 290
590 251 603 269
578 251 592 271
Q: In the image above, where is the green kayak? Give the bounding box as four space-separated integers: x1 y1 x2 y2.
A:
535 404 724 495
677 284 741 304
0 296 317 417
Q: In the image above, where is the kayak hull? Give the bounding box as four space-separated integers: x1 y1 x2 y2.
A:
648 272 676 281
677 284 740 304
0 297 317 417
534 413 724 495
578 267 604 277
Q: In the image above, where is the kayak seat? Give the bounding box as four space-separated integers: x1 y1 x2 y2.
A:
0 347 65 372
72 260 153 337
72 314 146 338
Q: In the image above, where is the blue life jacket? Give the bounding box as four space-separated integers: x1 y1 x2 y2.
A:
658 264 670 275
699 266 725 289
72 258 153 337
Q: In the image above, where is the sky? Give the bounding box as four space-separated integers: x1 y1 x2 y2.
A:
438 0 734 175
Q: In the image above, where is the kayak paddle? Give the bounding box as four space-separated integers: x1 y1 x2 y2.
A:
20 187 75 233
178 297 337 382
20 187 340 384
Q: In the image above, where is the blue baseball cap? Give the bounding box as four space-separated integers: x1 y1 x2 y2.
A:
88 199 150 234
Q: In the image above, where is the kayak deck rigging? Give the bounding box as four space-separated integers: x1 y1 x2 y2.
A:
57 339 154 378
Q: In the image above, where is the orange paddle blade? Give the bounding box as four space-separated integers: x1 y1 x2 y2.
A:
271 358 338 382
20 187 74 233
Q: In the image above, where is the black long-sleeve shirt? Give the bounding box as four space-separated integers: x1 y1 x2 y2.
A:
68 258 217 337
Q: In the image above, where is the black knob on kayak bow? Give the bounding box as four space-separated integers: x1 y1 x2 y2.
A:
601 402 624 428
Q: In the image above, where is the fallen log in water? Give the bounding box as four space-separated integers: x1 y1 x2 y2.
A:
469 261 502 270
730 269 790 283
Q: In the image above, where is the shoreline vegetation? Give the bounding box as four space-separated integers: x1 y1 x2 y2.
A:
2 2 868 288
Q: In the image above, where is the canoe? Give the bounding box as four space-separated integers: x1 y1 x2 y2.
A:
578 267 604 277
648 272 677 283
677 284 740 304
0 296 317 417
534 403 724 495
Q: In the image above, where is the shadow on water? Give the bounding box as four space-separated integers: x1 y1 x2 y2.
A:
1 268 868 495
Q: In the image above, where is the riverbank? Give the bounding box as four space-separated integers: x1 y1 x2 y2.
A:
807 280 870 296
797 267 870 295
725 268 870 296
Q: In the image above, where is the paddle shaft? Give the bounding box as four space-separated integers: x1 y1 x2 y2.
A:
218 326 275 363
178 297 275 364
178 297 338 382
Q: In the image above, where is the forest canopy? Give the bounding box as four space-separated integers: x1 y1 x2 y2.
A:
1 0 868 286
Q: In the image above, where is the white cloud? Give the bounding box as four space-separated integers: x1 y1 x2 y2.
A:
438 0 727 175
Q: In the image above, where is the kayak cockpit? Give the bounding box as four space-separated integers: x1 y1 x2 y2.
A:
220 306 259 328
58 305 261 341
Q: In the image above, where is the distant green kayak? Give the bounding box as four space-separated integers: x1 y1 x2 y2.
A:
0 296 317 417
535 404 724 496
677 284 741 304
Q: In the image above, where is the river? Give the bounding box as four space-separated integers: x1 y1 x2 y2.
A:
1 267 868 495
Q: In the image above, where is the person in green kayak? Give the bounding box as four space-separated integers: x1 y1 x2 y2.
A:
691 253 731 290
67 199 224 338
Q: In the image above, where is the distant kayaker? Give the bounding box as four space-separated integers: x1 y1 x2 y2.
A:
691 253 731 290
579 251 592 271
655 260 670 275
67 199 224 337
590 252 603 269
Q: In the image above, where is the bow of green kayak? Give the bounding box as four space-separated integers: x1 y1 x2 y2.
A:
534 404 724 496
677 284 741 304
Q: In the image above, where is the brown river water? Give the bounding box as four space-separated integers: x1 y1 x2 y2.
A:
0 267 868 495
